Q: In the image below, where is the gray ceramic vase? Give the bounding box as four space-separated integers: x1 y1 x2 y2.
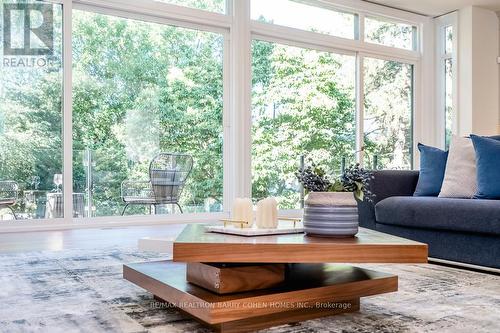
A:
303 192 359 237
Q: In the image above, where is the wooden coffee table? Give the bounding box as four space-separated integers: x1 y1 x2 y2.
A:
124 224 427 332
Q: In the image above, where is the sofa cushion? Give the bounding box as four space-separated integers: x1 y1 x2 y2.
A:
439 135 477 198
375 196 500 236
413 143 448 197
470 134 500 199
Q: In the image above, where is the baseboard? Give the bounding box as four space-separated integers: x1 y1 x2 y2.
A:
429 257 500 275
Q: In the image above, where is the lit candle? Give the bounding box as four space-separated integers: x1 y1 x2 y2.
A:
232 198 253 228
255 197 278 229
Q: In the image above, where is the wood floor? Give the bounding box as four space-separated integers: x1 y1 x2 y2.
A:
0 223 186 253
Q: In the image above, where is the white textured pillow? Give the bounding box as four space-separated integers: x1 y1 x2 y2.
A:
438 135 478 198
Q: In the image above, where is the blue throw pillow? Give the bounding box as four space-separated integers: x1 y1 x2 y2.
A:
414 143 448 196
470 134 500 199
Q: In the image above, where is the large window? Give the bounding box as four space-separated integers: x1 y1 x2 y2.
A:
0 0 428 226
251 41 356 208
0 0 63 220
72 10 224 217
363 58 414 169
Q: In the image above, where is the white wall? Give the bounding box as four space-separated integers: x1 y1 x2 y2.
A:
457 6 499 136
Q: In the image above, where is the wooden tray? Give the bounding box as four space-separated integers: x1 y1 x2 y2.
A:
204 225 304 236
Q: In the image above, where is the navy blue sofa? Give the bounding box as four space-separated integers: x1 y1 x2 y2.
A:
358 170 500 269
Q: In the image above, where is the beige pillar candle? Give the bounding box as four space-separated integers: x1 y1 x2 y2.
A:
232 198 253 228
255 197 278 229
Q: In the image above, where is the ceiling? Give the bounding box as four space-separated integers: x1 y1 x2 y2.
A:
365 0 500 17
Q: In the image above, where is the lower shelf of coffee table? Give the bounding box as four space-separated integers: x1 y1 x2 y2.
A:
123 261 398 332
156 294 360 333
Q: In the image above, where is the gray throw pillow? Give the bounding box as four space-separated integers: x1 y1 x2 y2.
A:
438 135 477 198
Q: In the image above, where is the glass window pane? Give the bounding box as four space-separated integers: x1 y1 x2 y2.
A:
445 25 453 54
252 40 356 209
445 58 453 149
364 58 413 170
154 0 226 14
365 17 416 50
0 0 63 220
72 10 224 217
252 0 356 39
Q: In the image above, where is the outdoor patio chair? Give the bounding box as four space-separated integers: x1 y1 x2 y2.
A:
121 153 193 215
0 181 19 219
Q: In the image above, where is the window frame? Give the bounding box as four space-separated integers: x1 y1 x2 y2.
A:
0 0 435 231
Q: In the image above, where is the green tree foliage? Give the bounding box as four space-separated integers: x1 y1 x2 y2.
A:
363 58 413 170
251 41 356 208
71 12 224 215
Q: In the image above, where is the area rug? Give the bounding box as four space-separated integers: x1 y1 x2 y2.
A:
0 247 499 333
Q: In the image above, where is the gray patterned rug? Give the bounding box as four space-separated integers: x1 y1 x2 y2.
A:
0 247 499 333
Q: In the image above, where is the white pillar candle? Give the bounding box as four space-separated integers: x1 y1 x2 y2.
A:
255 197 278 229
232 198 253 228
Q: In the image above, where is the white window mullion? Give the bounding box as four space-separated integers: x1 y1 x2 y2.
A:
411 62 417 168
62 0 73 222
229 0 252 202
251 21 421 62
451 17 459 140
73 0 231 31
251 33 355 57
355 54 365 166
222 34 231 212
357 12 365 42
225 0 233 16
